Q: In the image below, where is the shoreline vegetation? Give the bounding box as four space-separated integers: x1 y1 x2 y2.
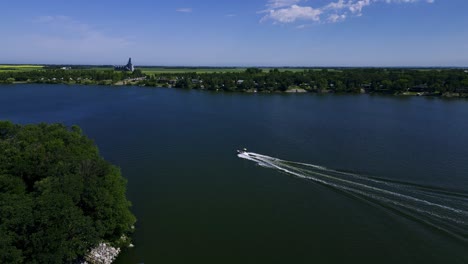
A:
0 122 135 263
1 65 468 98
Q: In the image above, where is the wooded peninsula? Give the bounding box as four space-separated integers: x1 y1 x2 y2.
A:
1 66 468 97
0 122 136 263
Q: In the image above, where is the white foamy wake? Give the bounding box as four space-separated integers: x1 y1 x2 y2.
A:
238 151 468 241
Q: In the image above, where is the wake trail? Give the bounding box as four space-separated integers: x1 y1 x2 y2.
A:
238 151 468 241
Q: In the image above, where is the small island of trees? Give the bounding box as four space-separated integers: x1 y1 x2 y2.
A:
0 121 136 263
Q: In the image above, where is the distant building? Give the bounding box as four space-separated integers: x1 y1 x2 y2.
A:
114 58 135 72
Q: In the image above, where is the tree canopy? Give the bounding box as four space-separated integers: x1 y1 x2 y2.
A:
145 68 468 95
0 121 136 263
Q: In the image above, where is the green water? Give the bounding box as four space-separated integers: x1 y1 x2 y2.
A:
1 84 467 263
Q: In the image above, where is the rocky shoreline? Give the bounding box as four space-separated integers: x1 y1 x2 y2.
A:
80 243 121 264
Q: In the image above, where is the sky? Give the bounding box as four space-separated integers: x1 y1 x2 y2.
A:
1 0 468 66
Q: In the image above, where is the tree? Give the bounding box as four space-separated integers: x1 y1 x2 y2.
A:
245 68 262 74
0 121 136 263
175 78 191 89
381 80 393 90
317 78 328 90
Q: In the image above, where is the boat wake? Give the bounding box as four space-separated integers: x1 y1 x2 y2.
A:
238 151 468 241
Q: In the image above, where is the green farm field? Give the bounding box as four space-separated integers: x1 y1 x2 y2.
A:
1 65 340 74
0 65 44 72
138 67 324 75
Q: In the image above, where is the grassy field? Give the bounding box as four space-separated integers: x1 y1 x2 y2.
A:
0 65 44 72
137 67 328 75
1 65 338 74
84 67 247 74
140 67 246 74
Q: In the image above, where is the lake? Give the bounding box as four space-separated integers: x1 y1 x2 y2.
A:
1 84 467 263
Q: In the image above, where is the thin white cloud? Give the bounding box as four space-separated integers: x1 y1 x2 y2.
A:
176 8 193 13
262 5 322 23
34 16 95 36
34 15 63 23
296 24 315 29
261 0 434 25
385 0 417 2
322 0 372 16
327 13 347 23
349 0 372 14
22 16 132 62
267 0 302 9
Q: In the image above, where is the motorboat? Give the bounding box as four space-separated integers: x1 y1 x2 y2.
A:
237 148 248 154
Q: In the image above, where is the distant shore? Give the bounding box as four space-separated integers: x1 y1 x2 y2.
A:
2 67 468 98
4 81 468 98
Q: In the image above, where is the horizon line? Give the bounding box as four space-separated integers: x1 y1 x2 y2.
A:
1 63 467 69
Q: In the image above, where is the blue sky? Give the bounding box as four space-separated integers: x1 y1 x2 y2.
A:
2 0 467 66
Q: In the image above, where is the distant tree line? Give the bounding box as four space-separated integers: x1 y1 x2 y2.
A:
1 67 468 95
0 122 136 263
0 69 144 85
143 68 468 95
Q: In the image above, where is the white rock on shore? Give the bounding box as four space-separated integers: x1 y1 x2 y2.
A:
82 243 121 264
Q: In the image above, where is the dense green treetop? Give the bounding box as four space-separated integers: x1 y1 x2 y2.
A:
161 68 468 94
0 69 144 85
0 121 136 264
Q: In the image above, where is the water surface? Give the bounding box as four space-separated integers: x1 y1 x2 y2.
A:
1 84 467 263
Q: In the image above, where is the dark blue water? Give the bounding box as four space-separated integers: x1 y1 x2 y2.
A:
1 84 467 263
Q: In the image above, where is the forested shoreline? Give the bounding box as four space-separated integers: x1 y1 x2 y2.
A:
0 122 136 263
1 68 468 97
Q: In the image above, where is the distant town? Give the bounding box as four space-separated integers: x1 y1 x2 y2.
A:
1 59 468 98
